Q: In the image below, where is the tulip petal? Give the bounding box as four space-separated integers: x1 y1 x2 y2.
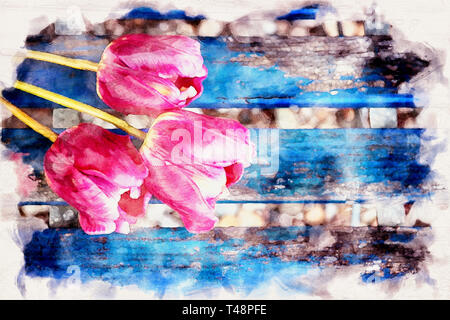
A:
97 34 207 115
140 110 255 232
79 214 117 235
103 34 206 78
224 162 244 187
44 123 150 235
118 183 152 219
142 155 224 233
114 218 130 234
144 110 253 171
56 168 120 235
97 67 185 115
53 124 148 189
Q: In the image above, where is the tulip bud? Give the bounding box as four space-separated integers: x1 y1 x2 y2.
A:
97 34 207 116
44 123 150 235
140 110 254 233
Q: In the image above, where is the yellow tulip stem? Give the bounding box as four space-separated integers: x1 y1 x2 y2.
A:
14 81 146 141
0 96 58 142
26 50 99 72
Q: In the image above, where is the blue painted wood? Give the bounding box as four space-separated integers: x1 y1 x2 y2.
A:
2 7 433 291
2 36 415 110
121 6 320 21
276 5 320 20
18 200 350 206
23 226 429 295
2 128 432 202
122 7 206 20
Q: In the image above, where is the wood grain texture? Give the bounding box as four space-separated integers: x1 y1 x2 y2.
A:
23 226 431 294
1 35 428 110
2 128 435 204
0 5 441 298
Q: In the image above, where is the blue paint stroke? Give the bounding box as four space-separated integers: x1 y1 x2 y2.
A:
18 199 351 206
123 5 317 21
2 128 432 201
361 268 406 283
389 232 417 243
23 227 422 295
276 5 320 20
122 7 206 21
2 37 415 109
23 228 311 296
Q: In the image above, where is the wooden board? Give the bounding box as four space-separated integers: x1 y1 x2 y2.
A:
0 5 438 294
2 35 428 110
2 127 435 203
23 226 431 295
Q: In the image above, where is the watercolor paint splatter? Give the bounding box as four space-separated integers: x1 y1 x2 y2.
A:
0 1 449 299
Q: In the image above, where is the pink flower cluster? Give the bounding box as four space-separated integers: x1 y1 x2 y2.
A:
45 34 254 235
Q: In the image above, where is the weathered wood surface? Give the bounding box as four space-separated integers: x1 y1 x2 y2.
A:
2 35 428 110
120 5 317 21
1 6 437 293
1 128 435 204
23 226 431 294
0 7 433 206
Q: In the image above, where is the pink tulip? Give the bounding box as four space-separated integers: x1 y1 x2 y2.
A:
97 34 207 116
44 123 150 235
140 110 254 233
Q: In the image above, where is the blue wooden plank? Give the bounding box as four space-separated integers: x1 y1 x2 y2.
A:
122 7 206 20
23 227 429 295
2 128 432 201
1 36 416 109
18 199 350 206
121 6 319 21
276 5 320 20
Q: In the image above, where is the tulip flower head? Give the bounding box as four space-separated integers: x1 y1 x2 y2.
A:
44 123 150 235
97 34 208 116
140 110 254 233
